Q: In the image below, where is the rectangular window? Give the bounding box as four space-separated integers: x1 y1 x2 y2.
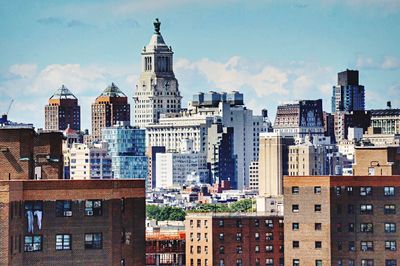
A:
292 204 299 213
236 220 242 228
55 234 71 250
236 233 242 241
385 204 396 214
386 260 397 266
236 246 242 254
315 260 322 266
385 223 396 233
315 223 322 230
348 223 354 232
360 186 372 196
348 241 355 251
314 204 321 212
360 241 374 251
266 232 273 241
266 245 273 252
219 246 224 254
219 233 224 240
254 219 259 227
24 235 42 252
85 200 102 216
293 259 300 266
385 241 397 251
293 241 299 248
255 245 260 253
315 241 322 249
360 223 373 233
314 186 321 194
293 223 299 230
56 200 72 217
361 259 374 266
384 186 395 196
360 204 373 214
266 259 274 266
236 259 242 266
292 186 299 194
84 233 102 249
255 232 259 240
265 219 274 228
218 220 224 227
347 186 353 195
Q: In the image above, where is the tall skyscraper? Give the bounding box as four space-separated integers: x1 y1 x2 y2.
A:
91 83 130 142
45 85 80 131
133 18 182 128
332 69 365 113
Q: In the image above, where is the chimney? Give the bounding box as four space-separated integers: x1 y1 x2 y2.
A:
387 101 392 109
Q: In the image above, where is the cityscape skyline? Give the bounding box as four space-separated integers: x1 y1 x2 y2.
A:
1 0 400 130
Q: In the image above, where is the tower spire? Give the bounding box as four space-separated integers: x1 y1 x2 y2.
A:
153 18 161 34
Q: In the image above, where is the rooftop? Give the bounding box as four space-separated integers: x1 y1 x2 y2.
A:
99 82 127 98
49 85 77 100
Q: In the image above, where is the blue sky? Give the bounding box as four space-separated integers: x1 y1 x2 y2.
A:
1 0 400 130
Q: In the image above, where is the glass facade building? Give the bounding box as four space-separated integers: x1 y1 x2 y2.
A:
102 125 148 179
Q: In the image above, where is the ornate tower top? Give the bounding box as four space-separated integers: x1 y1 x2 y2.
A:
153 18 161 34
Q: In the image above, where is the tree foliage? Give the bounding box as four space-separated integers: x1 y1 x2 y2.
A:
146 205 186 221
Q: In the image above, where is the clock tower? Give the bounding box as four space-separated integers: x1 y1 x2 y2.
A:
133 18 182 128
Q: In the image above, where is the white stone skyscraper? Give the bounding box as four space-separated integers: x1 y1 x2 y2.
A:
133 18 182 128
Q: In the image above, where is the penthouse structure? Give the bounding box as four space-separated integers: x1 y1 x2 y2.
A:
45 85 80 131
185 212 284 266
332 69 365 113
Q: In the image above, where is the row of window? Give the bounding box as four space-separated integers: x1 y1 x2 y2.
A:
191 258 283 266
292 259 397 266
292 186 396 196
21 233 102 252
189 218 283 228
292 203 396 215
291 240 397 251
292 222 397 233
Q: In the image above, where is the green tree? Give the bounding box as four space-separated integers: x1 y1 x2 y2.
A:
230 199 254 212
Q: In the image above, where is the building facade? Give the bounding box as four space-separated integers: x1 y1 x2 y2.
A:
91 83 130 142
102 124 148 179
284 175 400 266
185 213 284 266
133 19 182 128
249 161 259 191
370 108 400 135
45 85 80 131
332 69 365 113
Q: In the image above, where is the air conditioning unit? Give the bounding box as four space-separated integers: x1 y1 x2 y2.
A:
64 211 72 217
27 246 33 252
86 210 93 216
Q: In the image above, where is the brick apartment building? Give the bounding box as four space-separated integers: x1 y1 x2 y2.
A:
0 126 146 265
185 212 284 266
284 175 400 266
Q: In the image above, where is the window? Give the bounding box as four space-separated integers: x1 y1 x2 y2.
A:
24 235 42 252
315 241 322 249
348 260 355 266
360 223 373 233
197 246 201 254
314 186 321 194
255 232 260 240
384 186 395 196
293 241 299 248
336 223 342 232
265 219 274 228
218 220 224 227
293 259 300 266
385 204 396 214
360 204 373 214
190 246 193 254
219 233 224 240
314 204 321 212
236 233 242 241
84 233 102 249
337 241 342 250
254 219 259 227
360 241 373 251
360 186 372 196
292 204 299 213
219 260 225 266
385 223 396 233
84 200 102 216
56 200 72 217
315 260 322 266
385 241 396 251
347 186 353 195
55 234 71 250
255 259 260 266
266 245 273 252
348 223 354 232
266 259 274 266
190 220 193 228
219 246 224 254
255 245 260 253
347 204 354 214
197 220 201 228
386 260 397 266
266 232 273 241
361 259 374 266
335 186 342 195
315 223 322 230
348 241 355 251
236 259 242 266
236 220 242 228
292 186 299 194
293 223 299 230
236 246 242 254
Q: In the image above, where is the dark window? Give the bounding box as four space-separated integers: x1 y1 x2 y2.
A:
219 246 224 254
254 219 259 227
385 241 396 251
347 204 354 214
315 241 322 249
360 223 373 233
84 233 102 249
236 246 242 254
386 260 397 266
315 223 322 230
337 223 342 232
315 260 322 266
293 241 299 248
337 241 342 250
292 204 299 213
236 233 242 241
265 219 274 228
384 204 396 214
384 186 395 196
55 234 71 250
360 204 373 214
293 223 299 230
314 186 321 194
314 204 321 212
385 223 396 233
24 235 42 252
348 241 355 251
266 232 273 241
361 260 374 266
293 259 300 266
56 200 72 217
348 223 354 232
360 186 372 196
218 220 224 227
236 220 242 228
360 241 374 251
85 200 102 216
292 186 299 194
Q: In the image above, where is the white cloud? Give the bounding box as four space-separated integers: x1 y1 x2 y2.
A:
9 64 37 78
356 55 400 70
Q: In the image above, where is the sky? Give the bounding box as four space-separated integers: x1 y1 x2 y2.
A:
1 0 400 130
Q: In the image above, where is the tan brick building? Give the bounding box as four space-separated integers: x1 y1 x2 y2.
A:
185 212 284 266
284 175 400 266
353 146 400 176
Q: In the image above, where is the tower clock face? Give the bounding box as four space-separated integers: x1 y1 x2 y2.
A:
164 80 170 89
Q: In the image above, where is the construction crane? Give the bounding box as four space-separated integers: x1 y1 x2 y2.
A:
5 99 14 116
1 99 13 123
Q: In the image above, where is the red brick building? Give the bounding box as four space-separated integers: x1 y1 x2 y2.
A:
185 212 284 266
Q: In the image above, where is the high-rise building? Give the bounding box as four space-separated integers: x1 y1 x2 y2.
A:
102 123 147 179
185 212 284 266
45 85 80 131
284 174 400 266
249 161 259 191
333 111 371 142
258 132 294 197
146 146 166 189
274 100 324 139
91 83 130 142
133 18 182 128
332 69 365 113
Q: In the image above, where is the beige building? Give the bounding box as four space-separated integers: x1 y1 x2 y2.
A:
353 146 400 176
258 132 294 197
288 144 325 176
